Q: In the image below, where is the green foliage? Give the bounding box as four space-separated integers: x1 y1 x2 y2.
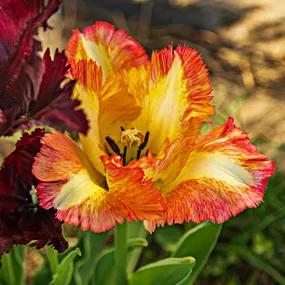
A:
154 225 184 253
93 237 148 285
127 222 148 273
73 231 107 285
0 246 26 285
50 248 81 285
200 173 285 285
129 257 195 285
172 223 222 284
0 222 224 285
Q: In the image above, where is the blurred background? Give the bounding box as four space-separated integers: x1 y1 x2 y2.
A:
2 0 285 284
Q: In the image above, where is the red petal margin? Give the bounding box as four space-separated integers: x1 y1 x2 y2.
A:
66 21 148 71
150 45 214 125
33 132 164 233
143 118 274 231
0 129 68 257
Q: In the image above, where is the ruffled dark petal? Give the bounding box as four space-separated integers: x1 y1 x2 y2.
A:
0 129 68 257
0 129 44 208
29 50 88 134
0 0 88 135
0 208 68 257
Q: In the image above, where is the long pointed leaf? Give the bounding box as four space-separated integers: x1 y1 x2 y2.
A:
50 248 81 285
172 222 222 284
129 257 196 285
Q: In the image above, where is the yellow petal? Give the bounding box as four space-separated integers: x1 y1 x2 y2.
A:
66 21 148 81
127 46 214 154
98 70 145 148
138 118 274 229
70 60 106 175
33 132 164 232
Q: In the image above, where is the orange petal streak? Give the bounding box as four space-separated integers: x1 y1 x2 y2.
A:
102 155 165 222
141 118 274 231
129 45 214 153
151 45 214 125
66 21 148 80
32 132 164 232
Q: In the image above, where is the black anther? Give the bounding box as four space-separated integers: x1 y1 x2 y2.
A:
138 131 150 151
123 146 127 166
137 131 150 159
136 150 141 160
105 136 121 156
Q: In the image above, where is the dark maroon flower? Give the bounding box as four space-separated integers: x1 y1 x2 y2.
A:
29 49 88 134
0 208 68 257
0 129 68 257
0 0 88 135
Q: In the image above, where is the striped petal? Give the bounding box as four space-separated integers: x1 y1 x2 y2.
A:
102 156 164 222
141 118 274 231
129 45 214 153
70 60 106 175
66 21 148 81
98 69 145 149
32 132 163 232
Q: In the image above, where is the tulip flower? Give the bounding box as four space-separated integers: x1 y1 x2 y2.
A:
32 22 274 234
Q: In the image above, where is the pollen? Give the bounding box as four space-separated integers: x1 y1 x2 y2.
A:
120 128 144 148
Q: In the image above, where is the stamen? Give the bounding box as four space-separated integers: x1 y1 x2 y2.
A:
139 131 150 151
136 150 141 160
137 131 150 159
105 136 121 156
121 126 125 132
123 146 127 166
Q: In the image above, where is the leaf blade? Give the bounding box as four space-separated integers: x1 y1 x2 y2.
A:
172 222 222 284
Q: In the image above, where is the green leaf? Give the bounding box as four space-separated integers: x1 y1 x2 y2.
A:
47 246 59 275
172 222 222 284
129 257 196 285
92 248 114 285
93 237 148 285
50 248 81 285
127 222 148 274
73 231 107 285
0 246 26 285
154 225 184 253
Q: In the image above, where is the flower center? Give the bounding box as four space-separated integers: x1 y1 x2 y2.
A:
120 128 144 148
105 127 150 165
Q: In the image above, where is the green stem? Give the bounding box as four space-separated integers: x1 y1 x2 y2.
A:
47 246 59 275
115 222 128 285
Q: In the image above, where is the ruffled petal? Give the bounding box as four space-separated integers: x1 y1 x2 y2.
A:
32 132 164 232
0 129 67 257
69 60 106 175
66 21 148 80
130 45 213 153
141 118 274 230
0 0 87 135
103 155 164 222
98 70 144 148
70 59 144 163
